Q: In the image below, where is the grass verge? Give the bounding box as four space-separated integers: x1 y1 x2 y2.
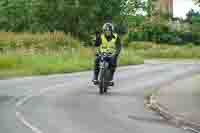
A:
127 42 200 59
0 48 144 79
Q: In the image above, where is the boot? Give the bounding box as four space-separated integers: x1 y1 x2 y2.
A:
110 68 116 80
109 69 115 86
92 70 99 85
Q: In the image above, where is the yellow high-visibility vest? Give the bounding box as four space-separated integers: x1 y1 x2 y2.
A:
99 33 118 53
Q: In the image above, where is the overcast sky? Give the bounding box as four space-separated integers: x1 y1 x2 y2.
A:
173 0 199 18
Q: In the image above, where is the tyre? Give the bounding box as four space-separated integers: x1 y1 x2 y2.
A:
103 68 111 93
99 68 105 94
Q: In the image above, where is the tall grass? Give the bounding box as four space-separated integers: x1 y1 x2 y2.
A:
0 32 80 52
0 32 145 78
120 48 144 65
0 48 91 76
125 41 200 59
0 48 144 78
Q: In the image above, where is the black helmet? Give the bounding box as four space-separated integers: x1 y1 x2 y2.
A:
102 23 114 32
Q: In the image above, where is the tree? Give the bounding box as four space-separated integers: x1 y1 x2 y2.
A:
0 0 128 38
186 9 200 24
121 0 145 16
193 0 200 6
146 0 153 17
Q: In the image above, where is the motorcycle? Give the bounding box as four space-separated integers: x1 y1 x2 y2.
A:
95 52 114 94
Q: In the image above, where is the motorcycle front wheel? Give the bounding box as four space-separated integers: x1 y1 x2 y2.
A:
99 68 105 94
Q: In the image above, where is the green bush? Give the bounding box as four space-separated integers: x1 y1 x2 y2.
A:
128 22 185 44
192 32 200 45
194 39 200 45
180 32 193 43
159 34 173 43
191 16 200 24
170 36 183 44
128 32 146 41
128 20 200 45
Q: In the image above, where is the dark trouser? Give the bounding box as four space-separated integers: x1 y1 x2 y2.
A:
93 55 118 81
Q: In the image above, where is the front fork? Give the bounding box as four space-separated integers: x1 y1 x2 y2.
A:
99 61 105 80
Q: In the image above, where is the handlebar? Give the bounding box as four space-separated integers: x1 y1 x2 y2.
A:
98 52 113 56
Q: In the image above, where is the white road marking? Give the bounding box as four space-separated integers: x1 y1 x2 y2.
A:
15 82 68 133
16 83 67 107
16 111 43 133
183 127 200 133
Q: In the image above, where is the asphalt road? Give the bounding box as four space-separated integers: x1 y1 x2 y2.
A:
0 60 200 133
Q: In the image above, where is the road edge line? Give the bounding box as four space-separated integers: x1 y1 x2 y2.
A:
15 83 67 133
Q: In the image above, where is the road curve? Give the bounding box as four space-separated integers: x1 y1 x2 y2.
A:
0 60 200 133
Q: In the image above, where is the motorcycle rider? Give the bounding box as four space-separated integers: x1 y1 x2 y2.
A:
92 22 122 85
